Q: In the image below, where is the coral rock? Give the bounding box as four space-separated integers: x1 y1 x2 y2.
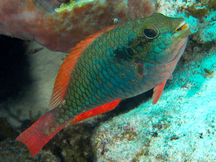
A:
0 0 155 52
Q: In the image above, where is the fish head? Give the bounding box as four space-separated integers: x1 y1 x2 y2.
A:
131 13 190 65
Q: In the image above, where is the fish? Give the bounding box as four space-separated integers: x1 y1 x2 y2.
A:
16 13 190 157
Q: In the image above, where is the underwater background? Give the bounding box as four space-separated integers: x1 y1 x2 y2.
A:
0 0 215 161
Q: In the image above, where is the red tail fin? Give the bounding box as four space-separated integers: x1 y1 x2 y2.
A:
16 110 70 157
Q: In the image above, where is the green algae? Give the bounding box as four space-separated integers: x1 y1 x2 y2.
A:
204 68 214 74
198 0 216 10
55 0 92 12
182 0 216 19
185 5 209 19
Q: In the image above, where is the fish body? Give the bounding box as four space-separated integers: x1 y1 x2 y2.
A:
16 13 190 156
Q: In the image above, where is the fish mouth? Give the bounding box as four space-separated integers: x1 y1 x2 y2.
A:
174 21 190 37
167 21 190 63
174 21 189 33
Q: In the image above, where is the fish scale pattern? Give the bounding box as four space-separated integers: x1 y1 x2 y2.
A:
48 14 189 129
55 23 142 124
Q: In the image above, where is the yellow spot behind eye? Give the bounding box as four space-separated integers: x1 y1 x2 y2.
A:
181 24 188 30
175 24 188 33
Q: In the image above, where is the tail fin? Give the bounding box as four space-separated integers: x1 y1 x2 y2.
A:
16 110 70 157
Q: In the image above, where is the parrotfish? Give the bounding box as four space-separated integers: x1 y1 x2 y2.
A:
16 13 190 156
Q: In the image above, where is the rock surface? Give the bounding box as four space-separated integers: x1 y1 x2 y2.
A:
0 0 156 52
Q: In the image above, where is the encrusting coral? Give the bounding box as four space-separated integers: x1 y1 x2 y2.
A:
0 0 156 52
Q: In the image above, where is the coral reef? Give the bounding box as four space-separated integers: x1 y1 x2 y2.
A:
0 0 156 52
157 0 216 46
194 10 216 44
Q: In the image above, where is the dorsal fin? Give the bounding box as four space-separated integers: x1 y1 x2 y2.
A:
71 99 121 123
152 80 166 104
49 25 118 109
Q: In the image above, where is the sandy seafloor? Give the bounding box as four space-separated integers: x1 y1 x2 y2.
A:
0 0 216 161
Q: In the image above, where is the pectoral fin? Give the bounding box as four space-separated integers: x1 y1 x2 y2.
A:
169 75 173 80
152 80 167 104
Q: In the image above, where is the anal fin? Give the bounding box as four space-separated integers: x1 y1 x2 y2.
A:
71 99 121 123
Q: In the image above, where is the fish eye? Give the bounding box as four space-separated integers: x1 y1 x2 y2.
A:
144 25 159 39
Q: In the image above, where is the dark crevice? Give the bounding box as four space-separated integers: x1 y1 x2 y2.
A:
0 35 31 102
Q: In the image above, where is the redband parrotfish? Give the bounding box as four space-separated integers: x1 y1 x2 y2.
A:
16 13 190 156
